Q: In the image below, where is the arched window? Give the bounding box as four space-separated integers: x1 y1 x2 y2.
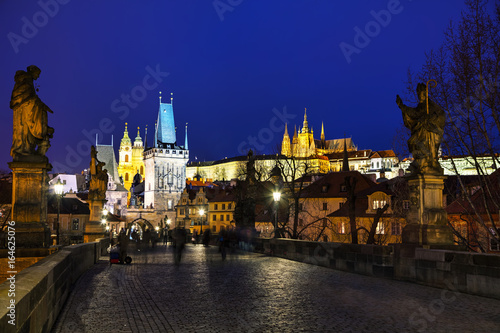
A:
125 173 129 181
125 155 129 162
140 165 144 175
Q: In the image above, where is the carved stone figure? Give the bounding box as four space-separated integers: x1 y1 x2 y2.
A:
10 65 54 160
396 83 445 175
89 146 108 201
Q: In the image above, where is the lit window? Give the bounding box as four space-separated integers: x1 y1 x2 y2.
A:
167 199 173 210
376 222 385 234
339 222 345 234
72 218 79 230
373 200 386 209
125 155 129 162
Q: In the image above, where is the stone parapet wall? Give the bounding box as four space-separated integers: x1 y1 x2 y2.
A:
255 238 500 299
254 238 394 278
0 238 109 333
394 246 500 299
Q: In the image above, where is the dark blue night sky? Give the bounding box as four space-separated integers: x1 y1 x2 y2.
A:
0 0 479 173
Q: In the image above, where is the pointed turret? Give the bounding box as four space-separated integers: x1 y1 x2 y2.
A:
281 123 291 156
185 122 189 150
342 137 349 172
302 108 309 133
134 127 143 147
321 122 325 141
121 123 132 146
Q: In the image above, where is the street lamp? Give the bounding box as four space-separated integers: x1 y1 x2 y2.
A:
198 208 205 241
101 208 108 237
273 191 281 238
53 178 64 245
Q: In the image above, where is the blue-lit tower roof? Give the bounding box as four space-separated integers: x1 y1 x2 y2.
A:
155 92 176 147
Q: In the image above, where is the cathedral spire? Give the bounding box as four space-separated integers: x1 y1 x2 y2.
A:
342 137 349 172
281 123 291 156
185 122 189 150
321 122 325 141
302 108 309 133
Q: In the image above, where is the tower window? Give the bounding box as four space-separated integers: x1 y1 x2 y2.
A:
125 173 129 181
140 166 144 175
125 155 129 162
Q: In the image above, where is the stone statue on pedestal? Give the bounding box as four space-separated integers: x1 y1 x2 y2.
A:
396 83 445 175
7 65 53 247
395 82 453 246
10 65 54 161
88 146 108 201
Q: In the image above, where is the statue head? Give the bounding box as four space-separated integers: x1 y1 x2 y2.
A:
417 83 427 103
27 65 41 80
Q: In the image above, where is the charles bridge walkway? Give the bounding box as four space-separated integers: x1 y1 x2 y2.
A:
51 244 500 333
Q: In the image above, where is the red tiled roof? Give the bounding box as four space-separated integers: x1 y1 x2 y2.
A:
300 171 376 199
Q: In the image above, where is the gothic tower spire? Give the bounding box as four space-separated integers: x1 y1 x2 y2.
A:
302 108 309 133
185 122 189 150
281 123 291 156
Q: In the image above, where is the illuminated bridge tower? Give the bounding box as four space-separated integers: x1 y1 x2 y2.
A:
144 92 189 222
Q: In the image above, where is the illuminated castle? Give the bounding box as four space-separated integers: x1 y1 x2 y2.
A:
281 109 356 157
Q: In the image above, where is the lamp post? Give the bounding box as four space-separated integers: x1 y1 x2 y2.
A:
101 208 108 235
198 208 205 242
54 178 64 245
273 191 281 238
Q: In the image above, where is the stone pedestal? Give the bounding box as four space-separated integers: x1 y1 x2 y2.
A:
8 158 52 247
402 174 454 245
84 199 106 242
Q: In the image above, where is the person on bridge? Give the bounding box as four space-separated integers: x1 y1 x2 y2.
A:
172 227 187 264
118 228 129 264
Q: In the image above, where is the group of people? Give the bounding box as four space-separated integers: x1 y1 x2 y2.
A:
130 227 160 250
110 224 258 264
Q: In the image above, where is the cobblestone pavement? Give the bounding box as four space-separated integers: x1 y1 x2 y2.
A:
51 244 500 333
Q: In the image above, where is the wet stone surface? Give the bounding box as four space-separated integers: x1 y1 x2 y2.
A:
51 244 500 332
